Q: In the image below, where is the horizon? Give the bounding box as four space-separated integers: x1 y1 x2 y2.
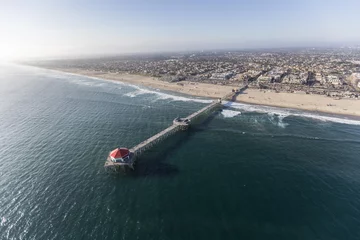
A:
1 0 360 61
17 46 360 62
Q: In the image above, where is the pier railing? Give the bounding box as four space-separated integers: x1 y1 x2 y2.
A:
105 84 247 168
130 124 180 158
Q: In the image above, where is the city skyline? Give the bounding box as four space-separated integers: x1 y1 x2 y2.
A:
1 0 360 60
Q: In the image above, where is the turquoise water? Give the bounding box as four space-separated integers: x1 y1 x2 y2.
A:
1 64 360 240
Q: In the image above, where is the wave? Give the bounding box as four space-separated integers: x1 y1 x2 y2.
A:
226 102 360 126
42 69 128 88
221 109 241 118
122 86 212 103
49 70 213 104
267 112 289 128
124 91 139 98
1 217 6 226
41 69 360 125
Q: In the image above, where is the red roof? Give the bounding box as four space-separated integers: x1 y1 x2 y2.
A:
110 148 129 159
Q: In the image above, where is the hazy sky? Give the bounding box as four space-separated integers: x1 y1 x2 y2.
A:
0 0 359 60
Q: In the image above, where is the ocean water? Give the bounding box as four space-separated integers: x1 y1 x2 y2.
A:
1 64 360 240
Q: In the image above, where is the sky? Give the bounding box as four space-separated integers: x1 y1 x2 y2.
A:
0 0 359 60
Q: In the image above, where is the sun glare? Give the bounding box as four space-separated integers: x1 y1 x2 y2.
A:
0 21 47 61
0 43 46 62
0 45 18 61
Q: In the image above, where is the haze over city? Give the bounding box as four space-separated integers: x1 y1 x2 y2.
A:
1 0 360 60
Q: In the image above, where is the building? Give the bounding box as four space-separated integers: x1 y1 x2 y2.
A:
210 72 234 80
282 74 304 84
350 73 360 90
315 72 326 84
257 75 271 83
326 75 341 85
109 148 130 163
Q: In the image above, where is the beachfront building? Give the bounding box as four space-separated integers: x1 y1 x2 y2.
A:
109 148 130 163
326 75 341 86
350 73 360 90
257 74 271 83
210 72 234 80
282 74 305 85
315 72 326 84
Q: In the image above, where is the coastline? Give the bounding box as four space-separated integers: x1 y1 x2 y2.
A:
48 67 360 118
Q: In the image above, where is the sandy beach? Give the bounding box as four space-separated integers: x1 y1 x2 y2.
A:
55 68 360 117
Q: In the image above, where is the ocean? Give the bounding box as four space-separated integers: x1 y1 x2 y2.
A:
1 64 360 240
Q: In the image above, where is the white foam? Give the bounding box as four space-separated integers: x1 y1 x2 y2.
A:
44 70 129 88
58 70 211 103
123 85 213 103
71 80 106 88
277 114 289 128
1 217 6 226
227 102 360 126
221 110 241 118
51 70 212 103
124 91 141 98
38 69 360 126
296 113 360 125
151 91 213 103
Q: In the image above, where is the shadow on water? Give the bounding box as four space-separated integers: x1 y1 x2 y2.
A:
191 108 222 132
109 100 228 178
126 109 223 178
127 130 194 178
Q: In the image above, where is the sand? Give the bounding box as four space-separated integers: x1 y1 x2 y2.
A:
55 68 360 117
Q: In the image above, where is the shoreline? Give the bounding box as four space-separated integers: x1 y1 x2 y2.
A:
46 67 360 118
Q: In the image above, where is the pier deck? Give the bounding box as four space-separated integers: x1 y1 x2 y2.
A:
129 99 222 159
186 101 220 120
105 84 247 169
130 124 179 157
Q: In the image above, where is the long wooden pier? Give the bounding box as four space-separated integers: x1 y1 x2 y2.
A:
186 100 221 121
130 125 180 158
129 99 222 160
104 84 247 170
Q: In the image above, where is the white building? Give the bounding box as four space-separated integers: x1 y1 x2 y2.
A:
326 75 341 85
210 72 234 80
257 75 271 83
353 73 360 80
282 74 305 84
315 72 326 84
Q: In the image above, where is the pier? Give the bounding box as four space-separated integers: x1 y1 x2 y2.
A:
104 84 247 170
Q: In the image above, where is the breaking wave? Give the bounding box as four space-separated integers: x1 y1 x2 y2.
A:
221 109 241 118
226 102 360 126
42 69 360 125
117 85 212 104
122 84 213 103
49 71 213 103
